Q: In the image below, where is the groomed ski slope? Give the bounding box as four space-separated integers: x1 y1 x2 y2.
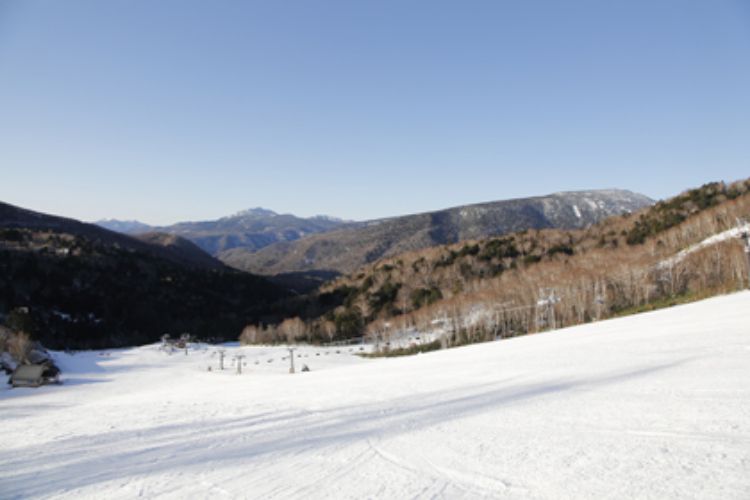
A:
2 292 750 499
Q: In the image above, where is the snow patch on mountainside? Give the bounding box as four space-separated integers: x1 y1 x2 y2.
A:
660 221 750 268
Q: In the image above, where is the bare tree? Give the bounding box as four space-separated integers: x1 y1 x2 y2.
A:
365 319 386 349
279 317 306 344
239 324 260 345
322 320 336 344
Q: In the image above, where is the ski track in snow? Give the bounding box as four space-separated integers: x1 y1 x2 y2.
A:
2 292 750 499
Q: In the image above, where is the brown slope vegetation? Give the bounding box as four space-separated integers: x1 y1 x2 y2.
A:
240 178 750 346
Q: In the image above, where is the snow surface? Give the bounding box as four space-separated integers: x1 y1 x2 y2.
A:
2 293 750 499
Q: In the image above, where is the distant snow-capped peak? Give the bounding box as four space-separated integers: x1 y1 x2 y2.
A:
229 207 279 219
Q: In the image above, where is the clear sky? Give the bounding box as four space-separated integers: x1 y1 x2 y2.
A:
1 0 748 225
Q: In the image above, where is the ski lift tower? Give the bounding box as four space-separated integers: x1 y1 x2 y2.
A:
288 347 297 374
180 332 190 355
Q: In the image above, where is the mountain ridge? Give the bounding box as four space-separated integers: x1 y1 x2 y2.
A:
1 202 223 271
95 189 653 276
97 208 351 256
221 189 654 275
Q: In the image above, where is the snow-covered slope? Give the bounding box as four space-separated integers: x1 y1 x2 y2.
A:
2 293 750 499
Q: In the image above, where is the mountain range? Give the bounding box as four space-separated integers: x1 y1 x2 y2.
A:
220 190 653 275
5 180 746 351
97 190 654 276
96 208 350 255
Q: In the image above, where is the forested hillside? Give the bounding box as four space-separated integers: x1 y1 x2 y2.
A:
0 203 287 349
240 179 750 348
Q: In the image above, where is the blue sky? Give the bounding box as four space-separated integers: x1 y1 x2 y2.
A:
1 0 748 225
